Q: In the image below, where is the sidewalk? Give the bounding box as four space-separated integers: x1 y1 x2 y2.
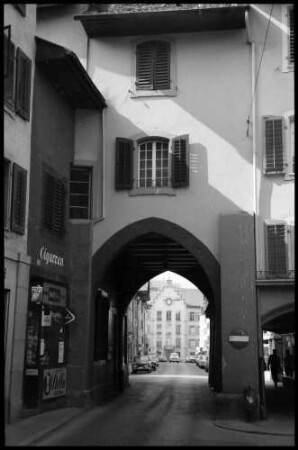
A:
5 406 91 446
4 372 294 446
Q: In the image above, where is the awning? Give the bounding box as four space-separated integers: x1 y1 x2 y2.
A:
35 37 106 109
75 5 248 38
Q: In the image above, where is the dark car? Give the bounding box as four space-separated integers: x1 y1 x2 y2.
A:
148 355 158 370
158 356 168 362
132 356 152 374
185 356 197 363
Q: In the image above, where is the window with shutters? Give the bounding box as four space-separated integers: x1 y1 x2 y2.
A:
282 5 294 72
3 34 32 120
11 163 27 235
115 134 189 193
265 223 288 276
263 117 285 174
43 169 66 236
176 311 181 321
157 311 162 321
131 37 177 98
69 166 92 219
166 311 171 322
4 34 16 108
189 312 195 321
4 159 12 229
284 113 295 180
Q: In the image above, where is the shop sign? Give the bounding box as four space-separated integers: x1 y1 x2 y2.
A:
43 283 67 307
64 308 75 325
31 285 43 303
42 367 66 400
38 246 65 267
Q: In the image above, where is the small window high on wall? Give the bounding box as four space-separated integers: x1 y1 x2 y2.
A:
69 166 92 219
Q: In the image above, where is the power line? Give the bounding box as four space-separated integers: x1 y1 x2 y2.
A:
247 4 274 137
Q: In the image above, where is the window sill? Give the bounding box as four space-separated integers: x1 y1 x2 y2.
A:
264 171 285 176
284 173 295 181
129 187 176 196
130 87 177 98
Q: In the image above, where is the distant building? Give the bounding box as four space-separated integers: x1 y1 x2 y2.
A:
145 278 209 360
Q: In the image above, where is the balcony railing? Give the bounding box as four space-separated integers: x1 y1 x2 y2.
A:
256 270 295 280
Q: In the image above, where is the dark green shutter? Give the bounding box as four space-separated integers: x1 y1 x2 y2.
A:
136 42 154 90
264 117 284 173
172 135 189 188
11 163 27 234
43 171 65 235
136 41 170 91
4 35 15 106
154 41 170 90
266 224 287 274
115 138 134 190
289 7 294 64
16 47 32 120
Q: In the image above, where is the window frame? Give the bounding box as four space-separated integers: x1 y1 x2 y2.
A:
282 4 294 72
264 221 288 275
69 165 92 220
137 137 170 188
263 116 285 175
130 36 177 98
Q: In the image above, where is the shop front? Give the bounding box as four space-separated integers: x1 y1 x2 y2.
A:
23 245 74 414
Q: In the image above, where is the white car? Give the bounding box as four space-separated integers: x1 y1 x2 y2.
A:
169 352 180 363
196 353 208 369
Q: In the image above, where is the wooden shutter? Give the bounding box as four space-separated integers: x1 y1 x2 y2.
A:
11 163 27 234
43 171 65 235
264 117 284 173
136 42 154 90
154 41 170 90
16 47 32 121
289 7 294 64
136 40 170 90
172 134 189 188
266 224 287 274
115 138 134 190
4 35 15 106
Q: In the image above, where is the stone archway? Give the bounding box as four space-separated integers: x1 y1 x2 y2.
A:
91 217 222 394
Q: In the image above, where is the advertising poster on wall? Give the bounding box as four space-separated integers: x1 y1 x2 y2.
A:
42 367 67 400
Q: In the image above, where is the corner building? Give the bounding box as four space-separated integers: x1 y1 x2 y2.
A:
31 3 294 420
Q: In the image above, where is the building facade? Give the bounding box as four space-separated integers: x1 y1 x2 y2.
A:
145 279 207 361
4 4 36 424
4 3 294 422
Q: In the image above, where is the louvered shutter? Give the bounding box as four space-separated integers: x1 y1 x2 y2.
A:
264 117 284 173
154 41 170 90
115 138 134 190
136 42 154 90
16 47 32 121
11 163 27 234
172 135 189 188
289 7 294 64
266 224 287 274
4 35 15 106
43 171 65 235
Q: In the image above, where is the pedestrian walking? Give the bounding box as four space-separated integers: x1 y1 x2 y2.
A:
283 349 294 377
268 349 282 388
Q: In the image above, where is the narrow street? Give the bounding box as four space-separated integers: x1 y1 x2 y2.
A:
34 363 294 447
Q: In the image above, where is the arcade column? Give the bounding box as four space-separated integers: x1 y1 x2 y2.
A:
218 213 260 420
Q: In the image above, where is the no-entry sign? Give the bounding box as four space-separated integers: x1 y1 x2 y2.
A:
228 328 250 349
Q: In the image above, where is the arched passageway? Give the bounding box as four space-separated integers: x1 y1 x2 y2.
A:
91 218 221 394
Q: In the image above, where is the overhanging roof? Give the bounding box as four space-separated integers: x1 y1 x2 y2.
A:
75 5 248 38
35 37 106 109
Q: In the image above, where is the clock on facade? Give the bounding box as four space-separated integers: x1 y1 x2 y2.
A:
166 298 172 306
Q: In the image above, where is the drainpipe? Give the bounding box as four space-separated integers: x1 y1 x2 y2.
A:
245 8 266 420
86 35 106 222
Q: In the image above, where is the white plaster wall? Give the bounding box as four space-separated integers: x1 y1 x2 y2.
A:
249 4 295 271
89 28 253 260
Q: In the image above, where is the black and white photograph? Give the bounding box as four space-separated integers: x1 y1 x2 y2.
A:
4 3 294 447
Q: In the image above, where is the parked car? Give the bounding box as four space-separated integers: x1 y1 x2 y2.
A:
185 356 197 363
148 354 158 370
196 352 208 369
158 356 168 362
169 352 180 363
132 356 152 374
